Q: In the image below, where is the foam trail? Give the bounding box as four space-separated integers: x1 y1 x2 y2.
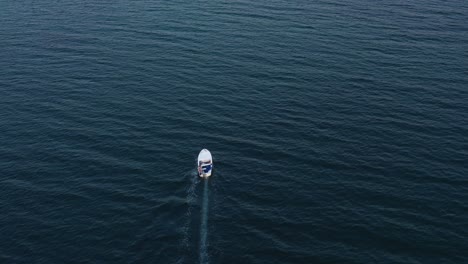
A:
182 171 199 247
178 171 199 264
199 179 209 264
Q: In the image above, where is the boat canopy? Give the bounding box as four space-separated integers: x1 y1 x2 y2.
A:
201 164 212 173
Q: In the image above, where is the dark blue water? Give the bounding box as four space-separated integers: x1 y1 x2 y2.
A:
1 0 467 263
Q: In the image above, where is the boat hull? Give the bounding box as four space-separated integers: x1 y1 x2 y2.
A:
197 149 213 178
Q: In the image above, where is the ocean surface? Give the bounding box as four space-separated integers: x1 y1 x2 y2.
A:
1 0 467 263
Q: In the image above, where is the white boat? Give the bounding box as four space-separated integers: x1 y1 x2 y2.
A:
197 149 213 177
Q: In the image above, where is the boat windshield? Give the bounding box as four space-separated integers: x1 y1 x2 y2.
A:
199 160 211 165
